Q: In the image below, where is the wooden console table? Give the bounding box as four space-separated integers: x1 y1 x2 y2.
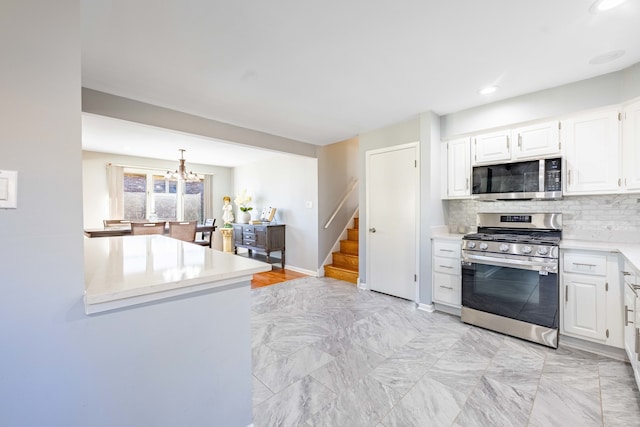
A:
232 223 285 268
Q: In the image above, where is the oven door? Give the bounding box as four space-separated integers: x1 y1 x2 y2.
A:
461 255 558 329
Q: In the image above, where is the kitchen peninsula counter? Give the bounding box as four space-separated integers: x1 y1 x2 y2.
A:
84 234 270 314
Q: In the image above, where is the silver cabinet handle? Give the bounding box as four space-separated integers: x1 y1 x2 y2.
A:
573 262 596 267
465 178 469 190
439 249 454 253
565 285 568 303
369 227 376 233
626 305 634 326
439 265 453 269
439 285 454 290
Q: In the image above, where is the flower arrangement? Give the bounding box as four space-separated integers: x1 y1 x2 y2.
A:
234 189 253 212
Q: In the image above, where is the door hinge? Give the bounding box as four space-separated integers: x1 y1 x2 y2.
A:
618 112 622 121
414 160 417 168
606 282 609 292
606 329 610 338
414 274 417 282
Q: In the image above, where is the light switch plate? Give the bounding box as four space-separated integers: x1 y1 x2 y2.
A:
0 170 17 209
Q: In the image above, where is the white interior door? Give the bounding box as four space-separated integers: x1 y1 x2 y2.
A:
366 143 418 300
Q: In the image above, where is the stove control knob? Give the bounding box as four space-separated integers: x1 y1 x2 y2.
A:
499 244 509 252
537 246 549 255
467 241 476 249
522 246 532 254
479 243 489 251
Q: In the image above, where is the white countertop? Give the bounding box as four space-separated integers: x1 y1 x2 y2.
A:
84 235 271 314
561 239 640 271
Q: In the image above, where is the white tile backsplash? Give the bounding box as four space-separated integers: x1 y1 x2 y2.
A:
445 194 640 243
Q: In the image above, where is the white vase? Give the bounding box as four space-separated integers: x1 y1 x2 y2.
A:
241 211 251 224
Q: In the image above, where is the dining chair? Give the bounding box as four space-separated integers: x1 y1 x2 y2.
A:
195 218 216 247
103 219 132 228
131 221 166 235
168 220 197 242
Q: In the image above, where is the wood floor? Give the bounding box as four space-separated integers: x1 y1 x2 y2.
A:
251 267 308 289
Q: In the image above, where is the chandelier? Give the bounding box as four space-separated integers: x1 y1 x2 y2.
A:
165 149 201 182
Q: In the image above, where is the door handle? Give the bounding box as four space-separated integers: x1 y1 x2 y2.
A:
369 227 376 233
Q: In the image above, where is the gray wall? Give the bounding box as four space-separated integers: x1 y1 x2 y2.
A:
317 137 359 265
358 115 445 304
82 88 319 158
0 3 253 425
233 154 319 274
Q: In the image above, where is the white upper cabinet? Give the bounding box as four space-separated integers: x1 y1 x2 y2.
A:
512 121 561 160
472 130 511 164
562 107 621 195
472 122 561 165
447 137 471 198
623 100 640 191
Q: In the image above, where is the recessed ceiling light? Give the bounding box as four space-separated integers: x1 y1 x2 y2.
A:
478 86 498 95
589 49 625 65
590 0 627 12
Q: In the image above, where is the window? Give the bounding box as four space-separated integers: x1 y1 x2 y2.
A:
122 169 205 222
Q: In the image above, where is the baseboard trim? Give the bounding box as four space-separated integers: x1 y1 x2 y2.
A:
559 334 627 361
357 280 368 290
283 265 318 277
418 303 435 313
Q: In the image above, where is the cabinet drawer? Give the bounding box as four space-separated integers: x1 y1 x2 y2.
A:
434 256 461 275
433 272 461 306
623 260 639 288
243 232 255 240
433 240 461 259
563 252 607 276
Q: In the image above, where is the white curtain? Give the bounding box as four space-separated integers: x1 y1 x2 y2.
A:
106 164 124 219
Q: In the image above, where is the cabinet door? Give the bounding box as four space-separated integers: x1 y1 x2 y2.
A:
472 130 511 164
624 284 637 370
433 272 461 307
623 100 640 191
512 121 561 160
563 273 607 340
232 225 243 245
447 137 471 198
254 226 267 249
562 108 621 194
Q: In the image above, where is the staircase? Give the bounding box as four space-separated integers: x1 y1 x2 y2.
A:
324 218 359 284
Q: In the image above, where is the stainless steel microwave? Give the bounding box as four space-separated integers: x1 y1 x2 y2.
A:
472 157 562 201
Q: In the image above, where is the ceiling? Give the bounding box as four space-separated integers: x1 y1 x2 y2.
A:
81 0 640 161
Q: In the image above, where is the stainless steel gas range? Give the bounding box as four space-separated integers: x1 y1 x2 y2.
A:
461 213 562 348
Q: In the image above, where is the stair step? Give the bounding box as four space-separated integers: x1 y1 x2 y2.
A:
340 239 359 255
347 228 358 241
332 252 358 269
353 217 359 229
324 264 358 284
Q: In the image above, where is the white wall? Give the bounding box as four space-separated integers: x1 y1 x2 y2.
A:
233 155 319 274
82 151 233 251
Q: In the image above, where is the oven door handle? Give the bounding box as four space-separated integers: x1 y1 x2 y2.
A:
462 253 557 273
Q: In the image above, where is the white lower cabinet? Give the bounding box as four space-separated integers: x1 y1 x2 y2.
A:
622 260 640 388
560 250 622 348
432 238 461 309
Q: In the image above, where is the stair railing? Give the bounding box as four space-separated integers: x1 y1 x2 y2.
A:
324 179 358 229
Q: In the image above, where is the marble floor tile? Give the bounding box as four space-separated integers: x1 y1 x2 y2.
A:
453 375 534 427
382 375 467 427
253 376 336 427
252 375 273 406
253 345 334 393
310 345 385 393
306 376 401 427
529 375 603 427
251 277 640 427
